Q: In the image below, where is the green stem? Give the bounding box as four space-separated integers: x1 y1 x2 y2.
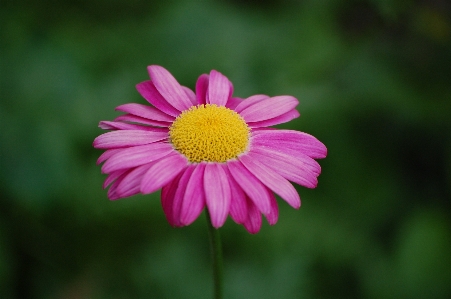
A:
206 210 223 299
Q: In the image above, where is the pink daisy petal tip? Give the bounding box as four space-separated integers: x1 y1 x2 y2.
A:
93 65 326 234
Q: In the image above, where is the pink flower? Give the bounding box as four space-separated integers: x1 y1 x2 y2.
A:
93 65 327 233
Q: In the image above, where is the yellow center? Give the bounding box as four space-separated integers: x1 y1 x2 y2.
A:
169 104 250 163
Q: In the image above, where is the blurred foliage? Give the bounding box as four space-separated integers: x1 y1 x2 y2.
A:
1 0 451 298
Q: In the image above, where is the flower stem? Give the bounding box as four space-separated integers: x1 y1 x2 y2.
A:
206 210 223 299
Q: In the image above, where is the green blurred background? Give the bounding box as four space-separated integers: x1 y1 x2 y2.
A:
1 0 450 298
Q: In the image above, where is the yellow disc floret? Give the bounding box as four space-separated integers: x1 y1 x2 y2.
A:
169 104 250 163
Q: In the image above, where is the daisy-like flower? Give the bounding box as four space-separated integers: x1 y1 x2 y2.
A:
93 65 327 233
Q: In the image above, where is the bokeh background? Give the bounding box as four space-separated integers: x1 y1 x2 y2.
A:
1 0 451 298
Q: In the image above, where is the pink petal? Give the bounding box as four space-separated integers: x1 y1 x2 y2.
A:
161 172 183 226
99 121 168 131
226 97 243 110
204 163 231 228
251 142 322 175
116 103 175 122
101 143 174 174
148 65 192 112
248 109 300 128
228 80 234 100
114 114 172 127
234 94 269 113
252 129 327 159
103 168 127 189
93 130 168 149
224 167 248 224
227 159 271 215
97 148 122 165
172 165 196 227
265 191 279 225
136 80 180 117
180 163 207 226
242 198 262 234
239 154 301 209
239 96 298 123
249 149 318 189
207 70 231 106
140 153 188 194
195 74 209 105
115 163 153 198
107 182 120 200
182 86 197 105
259 144 321 175
107 170 130 200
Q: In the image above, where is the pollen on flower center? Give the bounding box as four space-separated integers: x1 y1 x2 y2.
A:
169 104 250 163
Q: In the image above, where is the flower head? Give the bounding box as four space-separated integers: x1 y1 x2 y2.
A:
93 65 327 233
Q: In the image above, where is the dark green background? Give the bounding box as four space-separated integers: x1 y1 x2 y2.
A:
1 0 450 298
